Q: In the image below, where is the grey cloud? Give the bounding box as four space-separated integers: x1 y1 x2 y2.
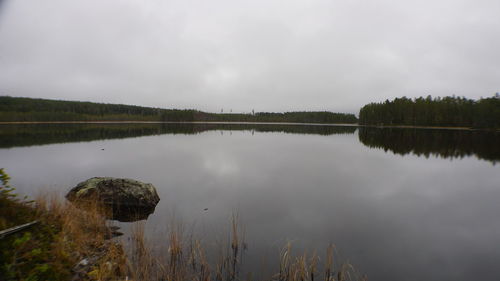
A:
0 0 499 113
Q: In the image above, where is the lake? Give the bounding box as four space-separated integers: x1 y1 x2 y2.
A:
1 123 499 281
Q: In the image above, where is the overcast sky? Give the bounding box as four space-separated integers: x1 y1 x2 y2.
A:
0 0 499 113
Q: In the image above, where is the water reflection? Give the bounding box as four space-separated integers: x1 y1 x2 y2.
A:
1 123 500 281
359 127 500 164
1 123 499 163
0 123 356 148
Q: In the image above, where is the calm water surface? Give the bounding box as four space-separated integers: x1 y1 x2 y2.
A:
1 123 499 281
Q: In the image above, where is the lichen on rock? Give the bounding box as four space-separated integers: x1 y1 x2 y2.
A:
66 177 160 222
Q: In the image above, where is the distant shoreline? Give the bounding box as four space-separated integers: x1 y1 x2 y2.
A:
1 121 498 131
0 121 358 126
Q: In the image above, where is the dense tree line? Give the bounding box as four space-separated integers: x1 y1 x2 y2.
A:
0 96 179 121
171 111 358 123
359 94 500 128
0 96 357 124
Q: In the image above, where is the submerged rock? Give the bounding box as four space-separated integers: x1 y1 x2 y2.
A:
66 177 160 222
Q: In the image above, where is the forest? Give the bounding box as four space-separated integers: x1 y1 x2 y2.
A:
3 95 499 128
0 96 358 124
359 94 500 128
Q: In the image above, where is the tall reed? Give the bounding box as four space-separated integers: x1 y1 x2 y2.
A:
126 215 365 281
14 192 365 281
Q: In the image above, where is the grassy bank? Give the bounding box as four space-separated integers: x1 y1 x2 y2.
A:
1 170 365 281
0 169 126 280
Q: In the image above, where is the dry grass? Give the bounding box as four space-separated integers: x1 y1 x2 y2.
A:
125 214 366 281
273 242 366 281
34 193 128 280
2 169 365 281
3 190 366 281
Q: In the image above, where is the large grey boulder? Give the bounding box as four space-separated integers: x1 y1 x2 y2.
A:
66 177 160 222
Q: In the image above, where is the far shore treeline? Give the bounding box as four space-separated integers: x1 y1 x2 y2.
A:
0 96 357 124
1 95 499 128
359 94 500 128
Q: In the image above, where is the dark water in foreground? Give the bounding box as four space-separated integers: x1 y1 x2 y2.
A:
1 123 499 281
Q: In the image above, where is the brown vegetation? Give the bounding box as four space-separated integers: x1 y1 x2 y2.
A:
1 170 365 281
124 215 366 281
